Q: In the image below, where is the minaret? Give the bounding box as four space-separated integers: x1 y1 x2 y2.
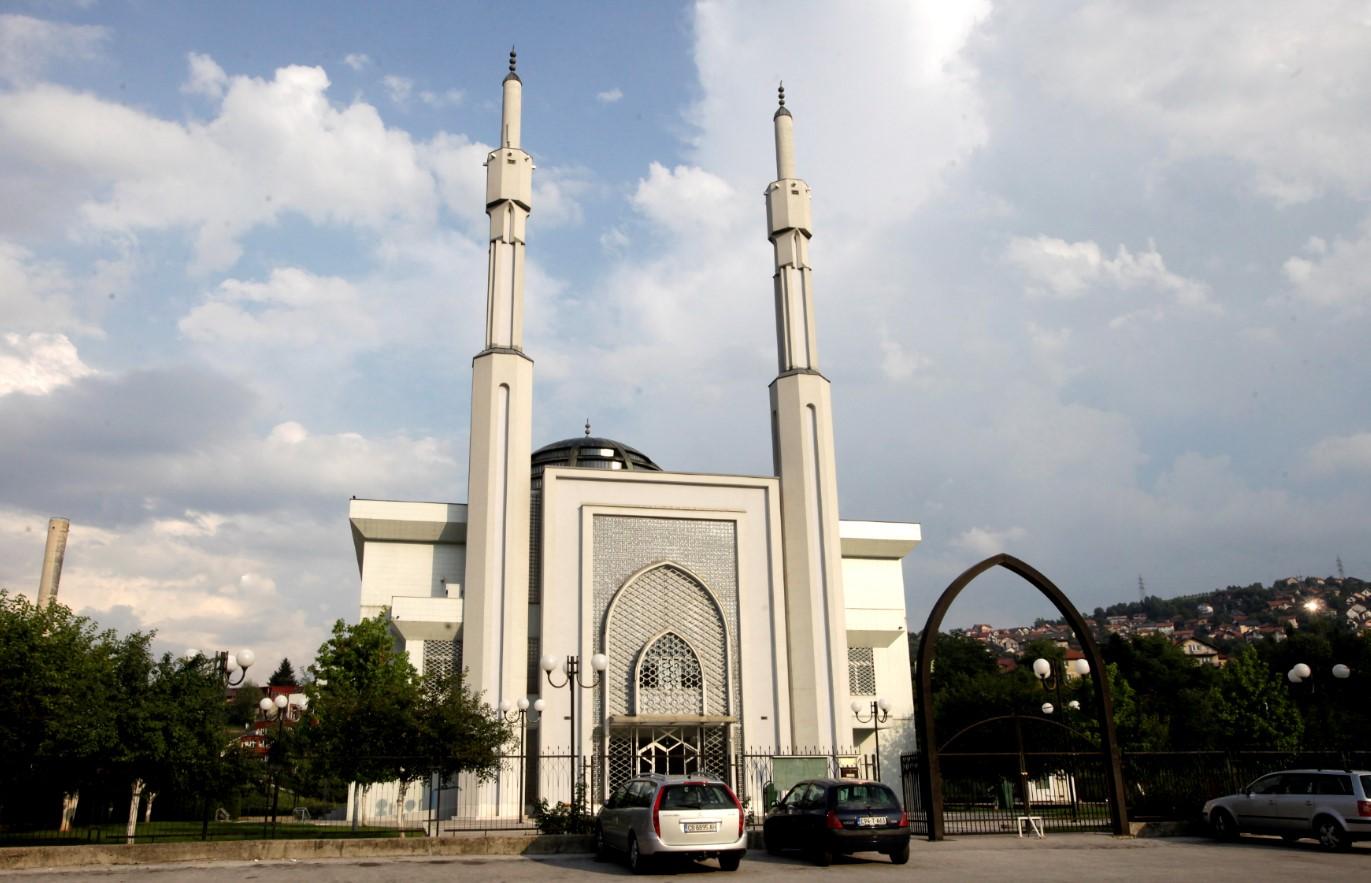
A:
463 49 534 715
766 84 850 749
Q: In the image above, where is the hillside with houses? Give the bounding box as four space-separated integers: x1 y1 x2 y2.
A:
954 574 1371 667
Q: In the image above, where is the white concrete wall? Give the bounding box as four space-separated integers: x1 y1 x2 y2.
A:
359 541 466 620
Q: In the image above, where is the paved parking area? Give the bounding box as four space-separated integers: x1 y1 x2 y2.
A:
2 835 1367 882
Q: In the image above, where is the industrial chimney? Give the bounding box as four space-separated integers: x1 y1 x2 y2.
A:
36 517 70 608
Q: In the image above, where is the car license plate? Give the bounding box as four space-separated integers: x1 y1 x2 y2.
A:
684 822 719 833
857 816 887 827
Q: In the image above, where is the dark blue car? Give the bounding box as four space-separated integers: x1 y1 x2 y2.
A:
762 778 910 865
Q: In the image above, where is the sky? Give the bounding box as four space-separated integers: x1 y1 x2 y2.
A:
3 1 1370 672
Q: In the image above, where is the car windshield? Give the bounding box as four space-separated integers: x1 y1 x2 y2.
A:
835 784 900 811
661 783 734 810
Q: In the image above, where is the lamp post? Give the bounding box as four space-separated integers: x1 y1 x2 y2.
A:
258 693 302 836
851 698 891 781
541 652 607 822
499 696 545 818
1287 662 1351 751
185 647 256 687
1034 656 1089 820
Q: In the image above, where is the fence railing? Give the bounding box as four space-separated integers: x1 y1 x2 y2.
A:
899 749 1371 835
0 747 877 847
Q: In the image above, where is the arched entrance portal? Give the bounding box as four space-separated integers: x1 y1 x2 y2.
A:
913 554 1128 839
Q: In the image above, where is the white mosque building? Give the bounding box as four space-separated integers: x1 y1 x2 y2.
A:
347 55 920 820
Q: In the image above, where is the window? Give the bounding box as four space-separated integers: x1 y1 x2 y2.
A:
848 646 876 695
423 638 461 681
835 784 900 811
636 632 704 714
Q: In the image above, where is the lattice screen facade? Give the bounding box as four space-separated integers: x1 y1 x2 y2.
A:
423 638 463 681
848 646 876 695
636 632 705 715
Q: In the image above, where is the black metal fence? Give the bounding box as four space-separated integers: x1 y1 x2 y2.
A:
0 748 880 847
900 749 1371 836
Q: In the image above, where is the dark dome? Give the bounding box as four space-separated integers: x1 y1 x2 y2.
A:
531 436 661 477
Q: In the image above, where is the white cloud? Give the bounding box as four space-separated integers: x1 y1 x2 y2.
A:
1306 432 1371 476
382 74 413 105
631 162 742 238
1005 2 1371 203
0 332 94 396
0 59 439 272
0 14 107 84
953 525 1028 558
179 267 379 352
1006 235 1216 314
1283 217 1371 306
180 52 227 99
419 88 463 109
596 87 624 104
343 53 371 71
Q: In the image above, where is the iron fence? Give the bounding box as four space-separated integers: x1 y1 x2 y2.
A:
900 749 1371 835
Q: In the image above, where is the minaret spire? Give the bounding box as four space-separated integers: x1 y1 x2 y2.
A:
464 53 536 781
765 85 850 751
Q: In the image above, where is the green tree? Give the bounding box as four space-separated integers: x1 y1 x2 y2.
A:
227 680 262 726
268 658 297 687
298 616 424 828
1203 645 1302 751
416 670 511 785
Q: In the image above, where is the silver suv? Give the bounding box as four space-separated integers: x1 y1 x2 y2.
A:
594 774 747 873
1203 768 1371 850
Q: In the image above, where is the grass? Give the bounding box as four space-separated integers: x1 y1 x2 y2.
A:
0 820 421 848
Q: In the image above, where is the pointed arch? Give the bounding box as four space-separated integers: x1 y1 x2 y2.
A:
633 629 707 715
913 554 1128 839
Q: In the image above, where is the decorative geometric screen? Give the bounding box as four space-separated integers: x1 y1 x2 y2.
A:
636 632 704 715
848 646 876 695
424 638 462 682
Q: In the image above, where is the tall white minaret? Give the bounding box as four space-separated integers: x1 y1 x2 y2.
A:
766 84 850 749
463 49 534 714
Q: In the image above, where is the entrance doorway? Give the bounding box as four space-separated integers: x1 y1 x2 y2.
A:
606 725 730 793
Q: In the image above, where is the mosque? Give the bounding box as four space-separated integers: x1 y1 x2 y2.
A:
347 54 920 818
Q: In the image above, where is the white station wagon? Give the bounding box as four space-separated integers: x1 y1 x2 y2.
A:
1203 768 1371 850
594 774 747 873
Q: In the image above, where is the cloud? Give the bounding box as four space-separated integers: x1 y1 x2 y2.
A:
0 240 119 335
0 13 107 85
999 1 1371 204
596 87 624 104
1006 235 1216 314
382 74 413 105
179 267 379 352
1283 217 1371 307
953 525 1028 558
0 332 94 396
630 162 741 238
1305 433 1371 476
0 59 439 272
180 52 227 99
343 53 371 71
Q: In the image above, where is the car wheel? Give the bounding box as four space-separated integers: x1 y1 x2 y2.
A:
889 841 910 865
812 844 834 867
1210 809 1238 842
593 823 610 862
764 826 782 856
628 834 651 874
719 851 742 872
1314 816 1350 852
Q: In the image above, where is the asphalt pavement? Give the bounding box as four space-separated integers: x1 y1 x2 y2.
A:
2 834 1367 882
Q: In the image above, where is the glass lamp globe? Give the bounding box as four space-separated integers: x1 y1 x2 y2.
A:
259 697 274 713
1293 662 1312 680
274 694 288 709
1332 664 1351 679
877 698 891 713
1071 658 1091 677
590 653 608 672
1032 658 1052 680
850 700 863 714
517 697 530 711
236 648 256 669
1041 702 1054 715
540 654 558 673
499 700 512 713
533 698 546 712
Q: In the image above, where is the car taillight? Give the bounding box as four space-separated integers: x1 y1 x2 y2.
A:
652 786 665 837
897 811 909 828
1358 800 1371 818
825 810 844 830
725 785 745 838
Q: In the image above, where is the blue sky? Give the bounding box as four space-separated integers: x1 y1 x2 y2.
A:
3 1 1370 669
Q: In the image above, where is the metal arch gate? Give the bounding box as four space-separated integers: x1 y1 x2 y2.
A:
911 554 1129 839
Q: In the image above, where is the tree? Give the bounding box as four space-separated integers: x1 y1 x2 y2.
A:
298 616 424 827
227 680 262 726
416 670 511 785
268 658 297 687
1202 645 1302 751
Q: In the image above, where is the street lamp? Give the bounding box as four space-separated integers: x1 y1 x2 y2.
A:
184 647 256 687
851 698 891 781
541 652 607 821
258 693 303 836
1034 656 1089 820
1287 662 1351 686
499 696 546 817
